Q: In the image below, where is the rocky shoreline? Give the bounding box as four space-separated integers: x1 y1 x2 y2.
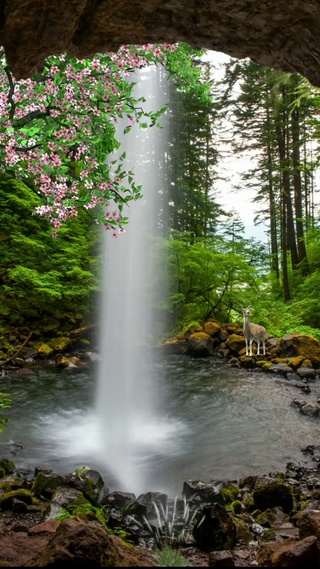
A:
1 457 320 566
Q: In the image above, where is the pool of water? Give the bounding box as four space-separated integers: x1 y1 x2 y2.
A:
0 355 318 497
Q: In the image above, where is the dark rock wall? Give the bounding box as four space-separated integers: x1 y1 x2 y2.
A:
1 0 320 84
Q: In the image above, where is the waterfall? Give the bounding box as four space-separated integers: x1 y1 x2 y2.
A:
35 65 186 496
95 66 170 492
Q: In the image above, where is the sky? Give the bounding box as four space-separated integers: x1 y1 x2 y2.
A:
204 50 269 244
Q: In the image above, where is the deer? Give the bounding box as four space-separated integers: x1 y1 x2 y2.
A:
241 305 266 357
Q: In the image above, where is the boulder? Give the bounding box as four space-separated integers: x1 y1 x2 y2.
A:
182 480 224 506
187 332 214 357
203 322 221 337
257 535 318 567
252 478 294 513
280 334 320 367
192 503 236 552
32 518 120 567
297 508 320 541
225 334 245 356
161 336 188 355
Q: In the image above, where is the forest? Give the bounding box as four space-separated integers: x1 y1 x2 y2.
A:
0 43 320 354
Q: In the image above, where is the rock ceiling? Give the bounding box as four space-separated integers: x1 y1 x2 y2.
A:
1 0 320 84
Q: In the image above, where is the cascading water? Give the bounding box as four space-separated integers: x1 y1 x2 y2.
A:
94 66 184 492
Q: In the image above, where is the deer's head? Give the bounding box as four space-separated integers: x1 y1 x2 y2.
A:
241 305 252 317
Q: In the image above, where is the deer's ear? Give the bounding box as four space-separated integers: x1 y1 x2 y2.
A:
240 305 244 310
248 305 252 309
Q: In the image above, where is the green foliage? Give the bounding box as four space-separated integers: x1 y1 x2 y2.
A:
154 545 191 567
164 229 268 332
55 502 133 543
0 392 11 433
0 172 99 327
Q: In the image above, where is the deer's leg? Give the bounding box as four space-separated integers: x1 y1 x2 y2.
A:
245 338 248 356
249 339 253 357
262 339 266 355
257 340 260 355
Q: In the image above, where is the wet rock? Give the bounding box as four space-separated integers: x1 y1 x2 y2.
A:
291 399 307 409
0 489 33 511
252 478 294 513
287 372 301 381
45 487 88 520
187 332 214 357
101 491 136 511
192 503 236 552
0 458 15 475
208 549 235 567
32 518 120 567
66 470 104 505
161 336 188 355
182 480 224 506
32 471 67 498
296 508 320 541
299 403 320 417
297 367 316 380
136 491 168 517
257 535 318 567
56 355 81 367
267 363 294 376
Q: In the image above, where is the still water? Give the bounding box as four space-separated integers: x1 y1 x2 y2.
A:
0 355 318 497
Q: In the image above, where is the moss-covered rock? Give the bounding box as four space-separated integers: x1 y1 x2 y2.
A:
288 356 304 370
48 337 71 351
230 500 242 515
192 503 236 551
203 321 221 337
233 516 252 544
253 478 294 513
32 471 66 497
160 336 188 355
281 334 320 367
187 332 214 357
0 488 33 510
0 458 15 475
225 334 246 356
219 483 240 505
34 342 54 356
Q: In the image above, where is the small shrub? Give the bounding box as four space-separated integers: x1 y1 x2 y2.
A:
154 545 191 567
129 495 204 549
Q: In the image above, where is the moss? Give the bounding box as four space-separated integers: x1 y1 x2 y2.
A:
253 481 294 513
0 459 15 475
262 529 277 541
48 337 71 351
0 468 5 479
0 489 33 510
244 495 255 512
299 500 311 511
31 471 46 496
219 484 239 504
233 517 251 545
230 500 242 515
262 362 273 370
35 343 53 356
